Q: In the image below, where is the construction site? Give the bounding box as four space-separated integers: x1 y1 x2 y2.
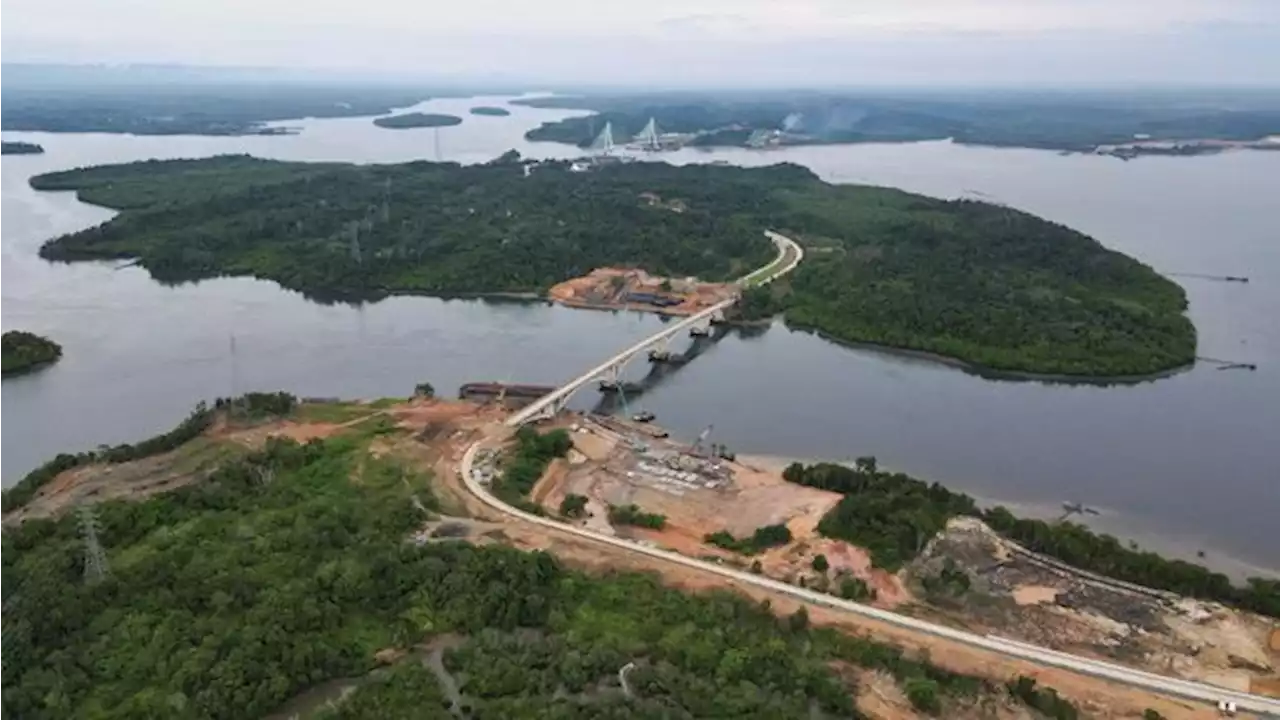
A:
7 392 1278 717
547 266 737 316
903 517 1280 699
528 412 845 558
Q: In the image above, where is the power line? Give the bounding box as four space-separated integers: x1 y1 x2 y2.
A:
78 505 110 584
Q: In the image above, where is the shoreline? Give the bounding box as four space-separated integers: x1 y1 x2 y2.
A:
737 453 1278 583
783 319 1195 386
1 357 60 378
523 131 1280 157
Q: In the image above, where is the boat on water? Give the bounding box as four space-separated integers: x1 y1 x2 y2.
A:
632 410 656 423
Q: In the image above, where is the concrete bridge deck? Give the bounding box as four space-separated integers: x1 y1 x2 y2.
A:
507 230 801 426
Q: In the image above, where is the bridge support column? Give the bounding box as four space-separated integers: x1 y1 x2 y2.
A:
597 362 625 392
647 337 672 362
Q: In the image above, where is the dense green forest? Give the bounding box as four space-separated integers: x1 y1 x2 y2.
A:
373 112 463 129
518 91 1280 151
1 330 62 377
32 154 1194 376
490 426 573 510
784 459 978 572
1 84 438 135
34 155 777 302
776 185 1195 376
782 461 1280 618
2 423 1076 719
469 106 511 117
2 140 45 154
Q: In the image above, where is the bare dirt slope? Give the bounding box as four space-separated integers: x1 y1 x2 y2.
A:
8 398 1267 718
905 517 1279 697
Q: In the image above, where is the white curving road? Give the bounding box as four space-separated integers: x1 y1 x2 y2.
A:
507 230 803 427
460 443 1280 716
484 227 1278 713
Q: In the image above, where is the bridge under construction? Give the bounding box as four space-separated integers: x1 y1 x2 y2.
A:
507 230 801 426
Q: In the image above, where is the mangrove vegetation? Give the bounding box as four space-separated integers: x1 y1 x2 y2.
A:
373 112 463 129
2 330 63 377
31 154 1194 376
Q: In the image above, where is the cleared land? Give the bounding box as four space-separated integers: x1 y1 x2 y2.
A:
547 266 738 316
6 397 1275 717
904 517 1279 697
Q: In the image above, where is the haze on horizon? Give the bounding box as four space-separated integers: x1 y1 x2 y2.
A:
3 0 1279 88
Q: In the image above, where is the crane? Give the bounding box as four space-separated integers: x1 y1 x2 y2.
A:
690 424 713 457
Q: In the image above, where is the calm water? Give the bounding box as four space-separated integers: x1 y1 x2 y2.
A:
3 95 1277 575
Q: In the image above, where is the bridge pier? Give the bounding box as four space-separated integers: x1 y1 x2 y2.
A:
596 362 625 391
647 337 673 362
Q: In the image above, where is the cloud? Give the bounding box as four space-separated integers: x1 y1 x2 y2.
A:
2 0 1277 86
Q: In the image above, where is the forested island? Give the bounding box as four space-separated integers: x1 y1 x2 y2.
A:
373 112 464 129
2 331 63 377
32 154 1195 377
517 90 1280 152
469 106 511 116
1 141 45 155
1 394 1086 719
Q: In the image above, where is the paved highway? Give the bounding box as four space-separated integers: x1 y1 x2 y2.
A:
459 441 1280 715
488 226 1278 713
507 230 803 426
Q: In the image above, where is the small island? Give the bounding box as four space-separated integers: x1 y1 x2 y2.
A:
469 106 511 117
372 112 463 129
2 141 45 155
2 330 63 377
32 154 1195 378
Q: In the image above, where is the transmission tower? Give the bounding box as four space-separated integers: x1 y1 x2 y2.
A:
78 505 110 584
348 221 363 264
229 334 239 399
381 177 392 223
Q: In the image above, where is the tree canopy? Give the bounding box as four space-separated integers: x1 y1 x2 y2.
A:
32 155 1194 376
1 141 44 154
1 84 436 135
517 92 1280 152
2 422 1077 719
783 461 1280 618
2 330 62 377
373 112 463 129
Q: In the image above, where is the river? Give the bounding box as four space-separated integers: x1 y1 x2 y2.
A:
3 94 1277 576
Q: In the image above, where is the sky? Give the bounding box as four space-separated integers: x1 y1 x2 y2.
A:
3 0 1279 87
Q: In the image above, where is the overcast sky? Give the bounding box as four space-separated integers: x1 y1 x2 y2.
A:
4 0 1278 87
